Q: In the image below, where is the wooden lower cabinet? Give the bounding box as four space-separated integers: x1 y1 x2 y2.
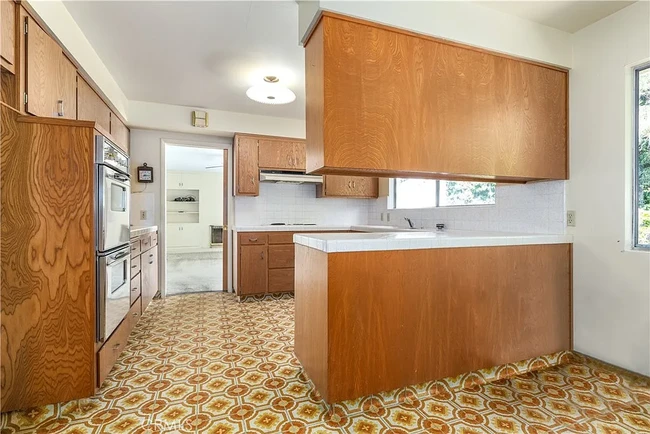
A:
237 230 351 296
239 244 268 295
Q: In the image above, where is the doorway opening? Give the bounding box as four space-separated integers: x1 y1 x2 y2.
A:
164 144 228 295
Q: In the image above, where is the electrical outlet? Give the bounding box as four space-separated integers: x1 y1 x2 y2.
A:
140 210 147 220
567 211 576 227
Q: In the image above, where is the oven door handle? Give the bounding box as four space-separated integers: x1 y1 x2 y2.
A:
113 251 129 260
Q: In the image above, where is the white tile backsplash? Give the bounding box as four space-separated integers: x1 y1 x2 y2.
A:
235 181 566 234
234 183 370 226
367 181 566 234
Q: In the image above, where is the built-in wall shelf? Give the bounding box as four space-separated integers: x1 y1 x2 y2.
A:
167 188 200 223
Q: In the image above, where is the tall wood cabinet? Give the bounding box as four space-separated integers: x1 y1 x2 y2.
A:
1 105 96 412
305 13 568 182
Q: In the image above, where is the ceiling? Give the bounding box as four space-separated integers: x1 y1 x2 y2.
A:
478 1 636 33
63 1 304 119
166 145 223 172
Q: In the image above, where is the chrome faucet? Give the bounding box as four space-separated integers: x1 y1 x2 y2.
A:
404 217 415 229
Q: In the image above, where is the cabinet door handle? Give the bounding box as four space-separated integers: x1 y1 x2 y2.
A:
132 287 137 292
131 265 137 269
149 254 154 258
352 181 356 188
133 312 139 317
113 344 121 351
57 100 64 117
249 237 258 242
149 261 154 265
250 176 254 185
260 251 264 260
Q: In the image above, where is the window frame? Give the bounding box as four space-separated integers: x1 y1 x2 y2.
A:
634 62 650 250
390 178 496 210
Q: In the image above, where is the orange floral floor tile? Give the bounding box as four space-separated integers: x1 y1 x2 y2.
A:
2 292 650 433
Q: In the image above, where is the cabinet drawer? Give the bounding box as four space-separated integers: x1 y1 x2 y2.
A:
97 297 140 387
130 239 141 258
130 255 141 278
130 275 141 306
141 234 153 252
151 232 158 248
268 232 294 244
128 294 142 324
269 245 295 269
239 233 267 245
268 268 294 293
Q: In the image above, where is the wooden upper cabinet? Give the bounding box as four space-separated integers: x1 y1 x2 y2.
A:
234 134 259 196
1 0 16 73
77 75 111 133
305 14 568 183
317 175 378 198
110 111 129 154
25 15 77 119
258 139 306 172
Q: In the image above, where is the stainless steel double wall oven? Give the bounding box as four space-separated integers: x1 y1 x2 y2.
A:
95 136 131 342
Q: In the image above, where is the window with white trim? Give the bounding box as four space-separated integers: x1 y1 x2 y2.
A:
635 63 650 249
391 179 496 210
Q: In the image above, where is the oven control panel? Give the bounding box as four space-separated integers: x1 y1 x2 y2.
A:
96 136 129 175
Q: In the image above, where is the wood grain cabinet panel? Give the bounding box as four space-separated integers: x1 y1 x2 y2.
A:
1 105 95 411
24 16 77 119
317 175 378 198
234 134 259 196
305 14 568 182
1 0 16 72
110 111 129 154
77 76 111 132
258 139 306 172
239 245 268 295
268 244 295 269
268 268 294 293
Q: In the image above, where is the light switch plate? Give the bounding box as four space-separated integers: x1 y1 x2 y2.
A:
140 210 147 220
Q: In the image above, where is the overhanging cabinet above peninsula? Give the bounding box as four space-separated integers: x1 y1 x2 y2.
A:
304 13 569 183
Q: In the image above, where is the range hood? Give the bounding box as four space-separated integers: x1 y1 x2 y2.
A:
260 170 323 184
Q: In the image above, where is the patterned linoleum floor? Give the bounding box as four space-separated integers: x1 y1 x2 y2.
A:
3 292 650 434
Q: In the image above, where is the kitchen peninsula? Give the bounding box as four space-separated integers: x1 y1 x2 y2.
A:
294 230 573 403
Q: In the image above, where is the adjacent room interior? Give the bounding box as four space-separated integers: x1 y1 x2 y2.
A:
165 144 225 295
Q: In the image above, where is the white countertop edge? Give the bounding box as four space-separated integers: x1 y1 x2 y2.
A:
233 225 353 232
130 226 158 237
293 232 573 253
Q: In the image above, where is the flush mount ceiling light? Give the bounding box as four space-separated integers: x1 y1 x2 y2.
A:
246 76 296 105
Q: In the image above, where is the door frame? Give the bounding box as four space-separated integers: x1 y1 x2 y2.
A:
160 139 233 297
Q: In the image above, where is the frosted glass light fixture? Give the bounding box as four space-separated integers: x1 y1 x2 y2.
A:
246 76 296 105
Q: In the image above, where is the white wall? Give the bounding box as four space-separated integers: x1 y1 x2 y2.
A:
128 101 306 139
568 1 650 375
234 183 370 227
300 1 573 68
368 181 566 234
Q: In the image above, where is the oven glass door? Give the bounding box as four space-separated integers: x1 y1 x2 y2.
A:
102 249 131 340
100 165 131 252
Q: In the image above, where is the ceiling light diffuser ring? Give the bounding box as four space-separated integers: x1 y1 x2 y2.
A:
246 76 296 105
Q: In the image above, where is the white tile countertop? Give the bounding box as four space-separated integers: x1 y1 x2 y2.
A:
233 225 353 232
293 230 573 253
130 226 158 237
